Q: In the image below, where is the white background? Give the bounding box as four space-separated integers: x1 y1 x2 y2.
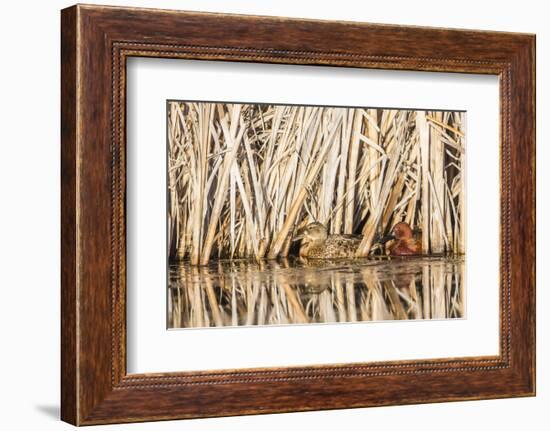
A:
127 59 499 373
0 0 547 430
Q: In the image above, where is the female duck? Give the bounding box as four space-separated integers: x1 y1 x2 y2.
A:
292 222 362 258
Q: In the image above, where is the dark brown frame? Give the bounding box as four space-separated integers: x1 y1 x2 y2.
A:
61 4 536 425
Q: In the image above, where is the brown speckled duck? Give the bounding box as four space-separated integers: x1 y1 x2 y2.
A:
292 222 362 258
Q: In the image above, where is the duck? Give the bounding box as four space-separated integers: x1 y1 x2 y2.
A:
292 222 362 258
379 222 422 256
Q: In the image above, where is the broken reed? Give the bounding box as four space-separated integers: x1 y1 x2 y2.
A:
168 102 465 265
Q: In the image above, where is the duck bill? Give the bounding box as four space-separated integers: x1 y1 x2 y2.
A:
378 233 395 245
292 234 305 242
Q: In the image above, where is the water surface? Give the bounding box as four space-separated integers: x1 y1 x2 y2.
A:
168 256 464 329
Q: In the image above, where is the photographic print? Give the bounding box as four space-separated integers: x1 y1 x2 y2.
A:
167 101 465 329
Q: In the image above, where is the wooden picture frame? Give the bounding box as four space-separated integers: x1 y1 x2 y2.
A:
61 4 535 425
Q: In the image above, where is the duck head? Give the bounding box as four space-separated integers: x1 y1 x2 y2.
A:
292 222 328 256
392 222 415 240
378 222 415 244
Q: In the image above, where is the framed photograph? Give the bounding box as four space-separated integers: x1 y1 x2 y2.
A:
61 4 536 425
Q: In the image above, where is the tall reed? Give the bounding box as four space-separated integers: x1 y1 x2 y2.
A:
168 103 465 264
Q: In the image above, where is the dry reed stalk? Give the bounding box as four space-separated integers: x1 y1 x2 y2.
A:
333 274 347 322
385 281 407 320
426 114 465 137
421 264 431 319
200 106 245 264
333 110 353 233
319 289 337 323
458 112 466 254
430 111 445 253
356 112 409 256
257 286 267 326
281 283 308 323
417 111 431 254
168 102 465 263
432 264 445 318
204 276 223 327
244 277 258 326
408 279 421 319
267 109 344 258
365 109 381 217
231 279 238 326
344 110 363 234
428 173 450 250
345 282 357 322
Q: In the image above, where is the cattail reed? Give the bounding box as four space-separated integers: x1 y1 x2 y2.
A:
168 102 465 264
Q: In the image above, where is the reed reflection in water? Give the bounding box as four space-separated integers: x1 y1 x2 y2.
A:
168 256 464 329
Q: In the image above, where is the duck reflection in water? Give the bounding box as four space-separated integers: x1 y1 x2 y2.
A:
168 253 464 328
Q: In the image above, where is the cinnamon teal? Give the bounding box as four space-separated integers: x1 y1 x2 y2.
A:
292 222 362 258
379 222 422 256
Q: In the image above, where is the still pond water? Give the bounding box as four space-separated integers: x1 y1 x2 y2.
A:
168 256 464 329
